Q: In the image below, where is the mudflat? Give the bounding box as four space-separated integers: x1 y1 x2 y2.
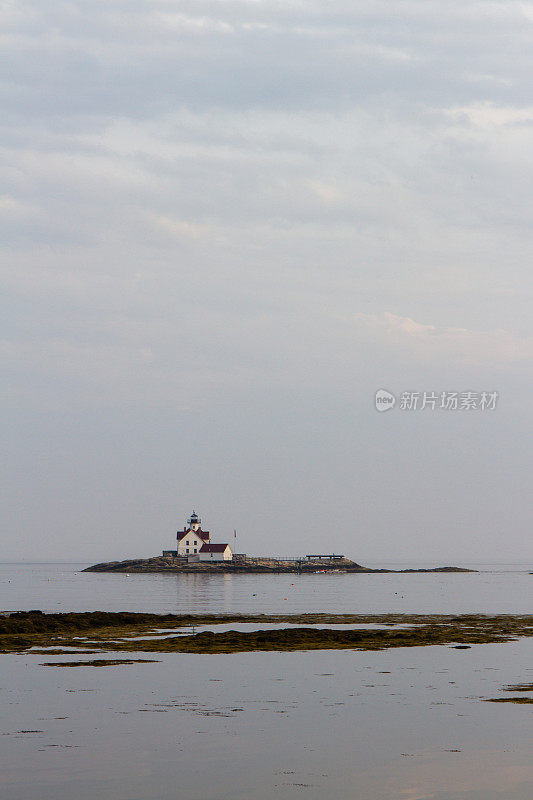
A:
2 610 533 654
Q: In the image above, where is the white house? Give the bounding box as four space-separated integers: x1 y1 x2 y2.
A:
173 511 233 561
176 511 210 557
198 543 233 561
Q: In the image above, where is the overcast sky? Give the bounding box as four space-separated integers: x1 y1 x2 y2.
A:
2 0 532 564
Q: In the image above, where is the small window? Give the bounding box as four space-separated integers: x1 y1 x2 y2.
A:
186 548 189 553
186 540 189 545
194 548 197 554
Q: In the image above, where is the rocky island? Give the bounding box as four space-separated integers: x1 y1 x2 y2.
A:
83 555 474 574
84 512 475 574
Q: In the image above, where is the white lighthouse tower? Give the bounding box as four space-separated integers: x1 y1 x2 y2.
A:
187 511 201 532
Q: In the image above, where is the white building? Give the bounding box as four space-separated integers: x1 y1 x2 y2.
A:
176 511 210 557
198 543 233 562
174 511 233 561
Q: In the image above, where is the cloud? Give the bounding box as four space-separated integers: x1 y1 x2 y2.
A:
3 0 532 127
445 103 533 128
2 0 533 561
354 312 533 365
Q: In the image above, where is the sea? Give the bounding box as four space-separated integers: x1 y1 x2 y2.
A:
2 562 533 800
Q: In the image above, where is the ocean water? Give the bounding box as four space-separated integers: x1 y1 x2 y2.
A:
1 561 533 615
1 563 533 800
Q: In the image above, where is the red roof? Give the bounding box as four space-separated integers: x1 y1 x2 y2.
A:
177 528 210 542
199 543 230 553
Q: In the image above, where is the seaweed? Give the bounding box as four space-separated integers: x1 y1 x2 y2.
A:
3 611 533 655
485 697 533 704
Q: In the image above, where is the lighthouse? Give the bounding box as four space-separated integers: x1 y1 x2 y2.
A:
176 511 211 556
172 511 233 561
187 511 201 532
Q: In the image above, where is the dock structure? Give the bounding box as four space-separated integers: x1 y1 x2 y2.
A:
243 554 349 571
305 554 345 562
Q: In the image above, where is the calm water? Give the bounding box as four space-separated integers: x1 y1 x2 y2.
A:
2 562 533 615
2 563 533 800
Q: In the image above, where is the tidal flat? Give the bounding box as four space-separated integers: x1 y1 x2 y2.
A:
3 610 533 655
